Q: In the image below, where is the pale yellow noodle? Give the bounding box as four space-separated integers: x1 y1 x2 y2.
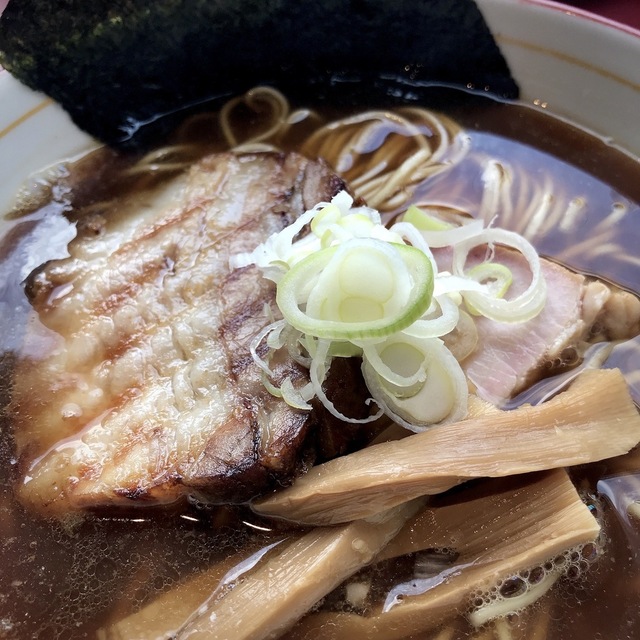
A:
628 501 640 520
114 87 470 215
494 618 514 640
429 626 457 640
124 144 197 176
528 602 551 640
219 86 290 148
300 106 466 211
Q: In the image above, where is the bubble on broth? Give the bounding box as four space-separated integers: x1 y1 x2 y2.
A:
467 538 605 625
462 487 610 630
1 87 640 640
0 505 270 639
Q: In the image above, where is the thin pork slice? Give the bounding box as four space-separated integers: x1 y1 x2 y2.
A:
10 151 368 516
436 246 640 405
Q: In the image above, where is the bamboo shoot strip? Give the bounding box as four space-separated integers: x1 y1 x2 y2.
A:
285 470 599 640
254 368 640 525
99 544 273 640
163 501 421 640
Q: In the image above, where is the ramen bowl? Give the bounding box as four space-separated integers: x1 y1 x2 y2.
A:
1 1 640 639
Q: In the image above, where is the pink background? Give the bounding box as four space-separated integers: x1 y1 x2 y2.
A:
565 0 640 29
0 0 638 30
0 0 638 26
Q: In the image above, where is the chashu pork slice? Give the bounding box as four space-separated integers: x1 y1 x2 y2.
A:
11 151 365 516
437 246 640 405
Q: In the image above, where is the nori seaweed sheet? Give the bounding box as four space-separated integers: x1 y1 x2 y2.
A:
0 0 518 148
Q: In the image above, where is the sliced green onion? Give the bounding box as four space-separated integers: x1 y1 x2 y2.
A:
464 261 513 316
466 262 513 298
418 219 485 248
234 189 547 430
310 339 384 423
360 341 428 389
310 203 342 236
362 335 468 432
433 273 484 297
399 206 485 248
249 320 286 378
301 334 363 359
403 205 455 231
402 293 460 339
265 320 288 350
277 238 434 341
280 377 313 410
452 228 546 323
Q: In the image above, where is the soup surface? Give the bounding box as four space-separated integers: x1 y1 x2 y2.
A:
1 88 640 639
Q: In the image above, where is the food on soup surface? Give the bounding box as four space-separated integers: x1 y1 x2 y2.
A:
13 150 639 516
1 87 640 640
434 246 640 403
10 151 375 515
253 369 640 526
283 470 601 640
104 471 598 640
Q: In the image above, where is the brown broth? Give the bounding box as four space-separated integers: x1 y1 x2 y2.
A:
1 91 640 639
